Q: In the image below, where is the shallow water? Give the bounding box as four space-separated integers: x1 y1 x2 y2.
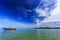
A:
0 29 60 40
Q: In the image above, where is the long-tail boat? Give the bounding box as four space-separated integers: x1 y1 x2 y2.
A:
3 28 16 30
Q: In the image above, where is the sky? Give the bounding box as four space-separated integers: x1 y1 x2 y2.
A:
42 0 60 22
0 0 57 28
0 0 40 24
0 18 35 28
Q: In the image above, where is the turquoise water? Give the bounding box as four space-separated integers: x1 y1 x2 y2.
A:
0 29 60 40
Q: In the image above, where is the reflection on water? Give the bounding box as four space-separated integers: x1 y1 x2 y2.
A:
0 29 60 40
37 29 60 40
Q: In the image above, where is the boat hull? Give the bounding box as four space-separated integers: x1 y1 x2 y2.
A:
3 28 16 30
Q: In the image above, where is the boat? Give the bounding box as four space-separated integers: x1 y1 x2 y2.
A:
3 28 16 30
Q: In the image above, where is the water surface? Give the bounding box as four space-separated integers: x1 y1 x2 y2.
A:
0 29 60 40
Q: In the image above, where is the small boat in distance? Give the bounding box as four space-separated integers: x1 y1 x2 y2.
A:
3 28 16 30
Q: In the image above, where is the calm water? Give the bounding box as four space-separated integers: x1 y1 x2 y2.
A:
0 28 60 40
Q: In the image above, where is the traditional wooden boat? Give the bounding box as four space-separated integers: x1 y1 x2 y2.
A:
3 28 16 30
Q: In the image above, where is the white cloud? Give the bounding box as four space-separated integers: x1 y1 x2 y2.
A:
42 0 60 22
0 18 35 29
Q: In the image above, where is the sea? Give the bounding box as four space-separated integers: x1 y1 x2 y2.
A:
0 28 60 40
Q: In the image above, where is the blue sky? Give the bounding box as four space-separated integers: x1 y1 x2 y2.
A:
0 0 43 24
0 0 57 27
